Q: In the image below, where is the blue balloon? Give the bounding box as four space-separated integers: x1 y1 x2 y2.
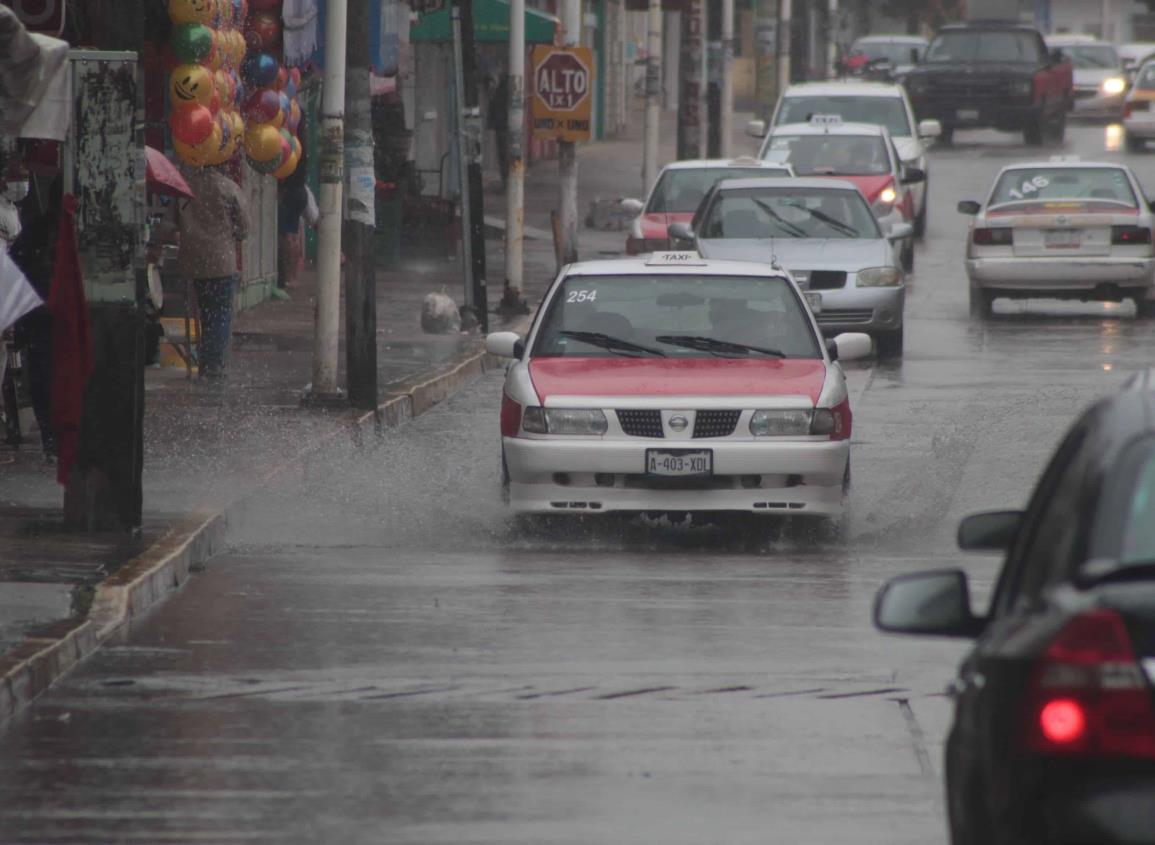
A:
241 52 279 88
286 78 297 99
278 92 291 117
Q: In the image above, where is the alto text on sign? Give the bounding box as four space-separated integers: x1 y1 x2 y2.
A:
531 46 593 143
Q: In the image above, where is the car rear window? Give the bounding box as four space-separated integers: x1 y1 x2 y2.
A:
1092 437 1155 567
775 96 912 137
924 30 1042 64
989 167 1138 207
533 274 821 360
699 186 881 240
646 167 790 214
762 134 890 176
852 41 925 66
1056 44 1119 69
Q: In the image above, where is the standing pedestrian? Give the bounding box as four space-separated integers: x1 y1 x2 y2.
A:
276 143 315 291
178 164 249 380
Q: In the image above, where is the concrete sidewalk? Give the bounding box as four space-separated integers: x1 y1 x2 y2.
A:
0 106 720 722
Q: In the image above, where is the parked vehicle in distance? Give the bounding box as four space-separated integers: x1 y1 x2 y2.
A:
841 34 928 82
1124 60 1155 151
904 21 1073 145
622 159 793 255
756 118 923 272
748 81 940 237
486 253 871 520
671 177 909 357
1045 34 1127 121
959 158 1155 318
875 378 1155 845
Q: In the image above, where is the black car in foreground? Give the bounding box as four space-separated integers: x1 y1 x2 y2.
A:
875 372 1155 845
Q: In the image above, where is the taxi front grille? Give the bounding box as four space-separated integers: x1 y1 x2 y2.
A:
616 409 664 438
816 308 874 326
806 271 847 290
693 410 742 438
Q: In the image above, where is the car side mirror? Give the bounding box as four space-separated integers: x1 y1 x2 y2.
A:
1050 48 1064 66
746 118 767 139
901 166 926 185
620 197 644 216
874 569 983 638
957 510 1022 552
831 332 872 362
957 200 981 215
485 331 525 359
917 119 941 139
667 221 695 243
888 222 914 242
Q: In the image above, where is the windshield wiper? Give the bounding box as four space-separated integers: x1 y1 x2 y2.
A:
654 334 786 358
559 330 667 357
751 198 808 239
1076 559 1155 588
783 202 860 238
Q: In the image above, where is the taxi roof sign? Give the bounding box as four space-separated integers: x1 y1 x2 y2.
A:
645 251 708 266
809 114 843 126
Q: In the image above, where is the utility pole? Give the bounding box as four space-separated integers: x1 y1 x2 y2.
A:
754 0 778 114
778 0 792 95
677 0 706 159
827 0 838 79
642 0 663 193
707 0 722 158
344 0 377 410
454 0 489 330
720 0 734 156
558 0 580 265
502 0 527 312
311 0 348 399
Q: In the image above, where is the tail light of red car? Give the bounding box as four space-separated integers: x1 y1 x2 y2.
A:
1025 608 1155 758
972 227 1013 247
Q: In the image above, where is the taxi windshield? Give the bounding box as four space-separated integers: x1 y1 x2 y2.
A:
533 274 821 359
699 186 881 240
776 96 912 137
989 167 1138 207
763 133 890 176
646 167 790 213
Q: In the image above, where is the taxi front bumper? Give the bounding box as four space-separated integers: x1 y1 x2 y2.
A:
504 436 850 515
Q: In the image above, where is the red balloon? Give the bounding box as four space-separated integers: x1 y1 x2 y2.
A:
243 88 281 123
275 66 289 91
289 67 301 89
246 11 282 51
171 104 215 146
250 0 280 10
208 88 221 115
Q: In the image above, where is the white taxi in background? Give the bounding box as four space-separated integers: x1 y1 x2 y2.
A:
959 158 1155 317
485 254 872 520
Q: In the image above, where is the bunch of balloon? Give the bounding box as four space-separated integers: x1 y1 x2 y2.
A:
168 0 250 167
240 0 303 180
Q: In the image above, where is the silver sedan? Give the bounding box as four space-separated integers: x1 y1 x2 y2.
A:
959 160 1155 318
670 177 910 357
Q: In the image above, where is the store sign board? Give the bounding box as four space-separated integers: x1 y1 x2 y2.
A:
2 0 66 36
531 46 592 143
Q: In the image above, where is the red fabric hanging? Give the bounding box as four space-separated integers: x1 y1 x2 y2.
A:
49 194 92 486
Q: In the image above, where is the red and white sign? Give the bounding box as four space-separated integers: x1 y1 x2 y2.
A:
531 46 593 142
2 0 66 36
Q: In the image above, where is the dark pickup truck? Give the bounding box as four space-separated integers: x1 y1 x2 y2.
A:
903 22 1073 145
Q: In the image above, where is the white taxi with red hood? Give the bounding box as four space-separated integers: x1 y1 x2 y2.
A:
757 118 923 272
485 254 872 517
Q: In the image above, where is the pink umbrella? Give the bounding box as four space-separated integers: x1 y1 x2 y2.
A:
145 147 195 199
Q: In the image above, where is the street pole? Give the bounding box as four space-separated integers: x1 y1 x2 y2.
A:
502 0 527 311
642 0 662 194
827 0 838 79
677 0 705 159
451 8 475 320
720 0 733 157
558 0 580 265
311 0 348 398
755 0 779 113
778 0 792 96
344 0 377 410
453 0 490 331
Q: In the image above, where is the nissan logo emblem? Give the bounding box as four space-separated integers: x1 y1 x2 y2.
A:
668 415 689 432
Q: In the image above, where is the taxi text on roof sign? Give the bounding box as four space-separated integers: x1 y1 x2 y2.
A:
809 114 843 125
645 252 708 266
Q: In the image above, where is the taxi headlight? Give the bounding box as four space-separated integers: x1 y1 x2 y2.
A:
878 187 897 205
857 266 903 287
750 409 813 437
1102 77 1127 96
523 408 608 435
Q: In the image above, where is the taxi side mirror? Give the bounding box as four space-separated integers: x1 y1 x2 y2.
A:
620 198 644 216
667 221 695 242
832 332 872 361
486 331 525 359
746 119 767 139
958 200 981 215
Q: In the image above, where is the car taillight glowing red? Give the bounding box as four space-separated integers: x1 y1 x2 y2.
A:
973 228 1013 246
501 392 522 437
1111 225 1152 245
1026 609 1155 758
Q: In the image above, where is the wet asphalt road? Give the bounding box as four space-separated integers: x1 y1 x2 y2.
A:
4 125 1155 844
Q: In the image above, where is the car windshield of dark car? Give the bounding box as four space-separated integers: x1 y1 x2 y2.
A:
1058 44 1120 69
762 134 890 176
1090 439 1155 568
854 41 925 65
646 167 790 213
989 167 1138 207
699 187 881 240
775 96 912 137
533 274 821 359
924 31 1041 63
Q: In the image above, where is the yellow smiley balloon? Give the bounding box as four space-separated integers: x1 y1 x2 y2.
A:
170 64 214 109
169 0 215 26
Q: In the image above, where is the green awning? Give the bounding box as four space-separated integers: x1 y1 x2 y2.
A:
411 0 558 43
